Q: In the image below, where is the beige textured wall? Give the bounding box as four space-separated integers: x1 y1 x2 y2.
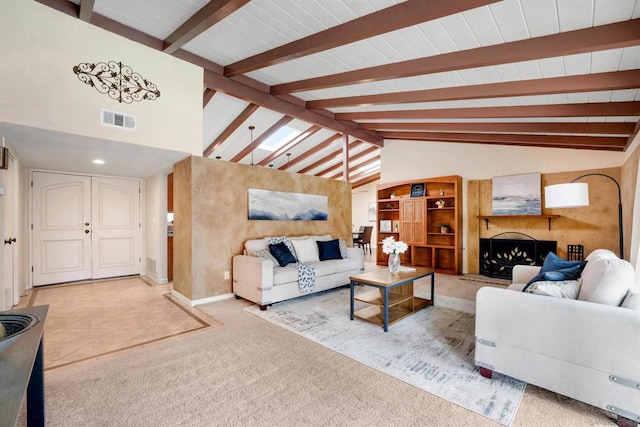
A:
622 143 640 262
173 159 193 299
467 167 624 273
174 156 353 301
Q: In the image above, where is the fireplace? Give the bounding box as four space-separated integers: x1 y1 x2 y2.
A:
480 233 557 279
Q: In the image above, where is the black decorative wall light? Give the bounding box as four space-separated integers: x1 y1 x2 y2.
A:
72 61 160 104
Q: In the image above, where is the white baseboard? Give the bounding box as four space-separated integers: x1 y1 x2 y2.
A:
141 274 168 286
171 289 234 307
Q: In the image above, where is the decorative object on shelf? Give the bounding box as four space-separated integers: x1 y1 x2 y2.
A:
72 60 161 104
435 199 445 208
437 223 450 234
439 188 445 196
382 236 408 274
492 173 541 215
248 188 328 220
390 192 396 199
380 219 392 232
368 202 376 221
545 173 623 258
410 183 425 197
393 220 400 232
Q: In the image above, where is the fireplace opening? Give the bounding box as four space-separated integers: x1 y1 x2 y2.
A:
480 232 557 279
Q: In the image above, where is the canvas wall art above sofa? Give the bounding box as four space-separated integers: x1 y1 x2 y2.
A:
232 235 365 310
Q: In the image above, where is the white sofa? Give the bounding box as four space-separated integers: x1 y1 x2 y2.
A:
475 249 640 426
232 235 364 310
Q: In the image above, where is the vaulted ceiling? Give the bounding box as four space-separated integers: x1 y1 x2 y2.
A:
38 0 640 187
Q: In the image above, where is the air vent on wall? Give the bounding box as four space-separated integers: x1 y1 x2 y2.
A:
101 109 136 130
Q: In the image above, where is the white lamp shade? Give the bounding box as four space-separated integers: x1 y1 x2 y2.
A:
544 183 589 208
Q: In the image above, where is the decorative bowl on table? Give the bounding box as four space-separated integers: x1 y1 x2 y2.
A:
0 314 39 352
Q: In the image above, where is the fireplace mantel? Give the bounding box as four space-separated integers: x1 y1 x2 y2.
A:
477 214 561 230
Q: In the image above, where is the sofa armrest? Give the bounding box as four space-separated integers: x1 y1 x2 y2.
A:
232 255 274 305
511 264 540 285
475 286 640 380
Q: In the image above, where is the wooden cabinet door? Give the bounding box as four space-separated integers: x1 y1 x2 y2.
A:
411 198 426 244
400 198 426 244
400 199 413 243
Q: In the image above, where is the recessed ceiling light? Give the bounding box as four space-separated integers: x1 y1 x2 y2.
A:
92 159 105 165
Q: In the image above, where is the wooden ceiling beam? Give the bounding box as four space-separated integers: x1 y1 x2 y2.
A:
203 103 259 158
78 0 94 22
257 125 322 166
337 102 640 120
223 0 498 77
272 19 640 95
379 131 627 150
35 0 383 146
230 116 294 163
308 70 640 109
359 122 636 135
297 141 366 174
163 0 249 54
203 88 217 108
279 133 342 171
328 155 381 180
316 146 379 177
351 172 381 189
204 71 383 145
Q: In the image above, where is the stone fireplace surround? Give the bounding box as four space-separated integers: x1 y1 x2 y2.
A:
480 232 557 279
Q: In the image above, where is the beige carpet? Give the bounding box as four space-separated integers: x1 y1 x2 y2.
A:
18 275 615 426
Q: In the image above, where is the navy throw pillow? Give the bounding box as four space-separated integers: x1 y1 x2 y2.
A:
524 252 587 290
268 242 297 267
317 239 342 261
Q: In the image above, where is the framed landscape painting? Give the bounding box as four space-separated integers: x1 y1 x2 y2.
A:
491 173 541 215
248 189 328 220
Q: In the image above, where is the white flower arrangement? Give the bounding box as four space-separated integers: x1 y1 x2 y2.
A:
382 236 408 255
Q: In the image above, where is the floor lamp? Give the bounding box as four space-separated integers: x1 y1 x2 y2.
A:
544 173 623 258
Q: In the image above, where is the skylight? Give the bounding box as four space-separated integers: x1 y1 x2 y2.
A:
258 126 301 152
357 159 381 173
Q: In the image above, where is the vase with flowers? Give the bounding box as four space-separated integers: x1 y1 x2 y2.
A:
382 236 408 274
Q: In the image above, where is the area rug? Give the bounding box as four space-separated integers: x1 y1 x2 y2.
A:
246 287 526 426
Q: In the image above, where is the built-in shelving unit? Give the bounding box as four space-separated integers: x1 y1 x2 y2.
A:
376 175 462 275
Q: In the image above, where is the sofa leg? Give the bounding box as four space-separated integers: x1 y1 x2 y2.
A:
259 304 268 311
479 367 493 379
617 416 638 427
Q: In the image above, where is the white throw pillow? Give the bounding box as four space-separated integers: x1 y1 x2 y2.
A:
291 238 320 263
525 279 581 299
621 287 640 310
585 249 618 262
578 258 634 306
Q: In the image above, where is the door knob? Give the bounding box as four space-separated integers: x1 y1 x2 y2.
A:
85 230 90 234
4 239 11 245
10 237 16 243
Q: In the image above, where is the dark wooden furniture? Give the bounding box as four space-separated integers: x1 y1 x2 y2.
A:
354 226 373 254
1 305 48 427
350 267 435 332
376 176 462 274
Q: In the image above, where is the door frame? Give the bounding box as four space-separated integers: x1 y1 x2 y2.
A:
29 168 144 287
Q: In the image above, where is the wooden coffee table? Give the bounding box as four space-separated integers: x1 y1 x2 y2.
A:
350 267 435 332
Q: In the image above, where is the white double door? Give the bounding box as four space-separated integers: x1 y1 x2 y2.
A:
32 172 141 286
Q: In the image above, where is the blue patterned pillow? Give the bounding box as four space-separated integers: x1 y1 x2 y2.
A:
317 239 342 261
268 242 297 267
338 239 348 258
524 252 587 290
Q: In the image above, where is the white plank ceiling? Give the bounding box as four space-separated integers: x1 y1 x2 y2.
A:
29 0 640 185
